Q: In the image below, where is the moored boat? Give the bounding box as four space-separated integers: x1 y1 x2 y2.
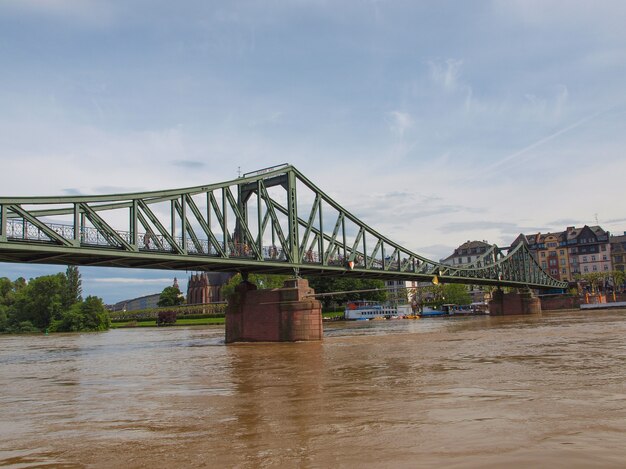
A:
418 306 447 317
344 301 413 320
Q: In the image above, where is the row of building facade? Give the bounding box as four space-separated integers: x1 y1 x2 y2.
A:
440 226 626 284
512 226 626 283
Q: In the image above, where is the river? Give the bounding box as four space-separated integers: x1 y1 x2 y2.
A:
1 310 625 468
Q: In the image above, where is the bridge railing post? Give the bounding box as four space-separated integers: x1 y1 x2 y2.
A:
72 203 80 247
0 204 6 242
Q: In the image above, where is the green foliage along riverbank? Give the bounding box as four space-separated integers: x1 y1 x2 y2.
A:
0 267 110 334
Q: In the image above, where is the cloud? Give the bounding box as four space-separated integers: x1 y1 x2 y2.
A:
62 188 83 195
429 59 464 92
478 108 609 178
415 243 459 262
0 0 117 28
522 85 569 123
438 221 549 239
386 111 413 137
94 186 142 194
353 191 483 226
546 218 585 227
172 160 205 169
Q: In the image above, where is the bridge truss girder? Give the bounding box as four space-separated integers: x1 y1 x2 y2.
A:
0 164 567 289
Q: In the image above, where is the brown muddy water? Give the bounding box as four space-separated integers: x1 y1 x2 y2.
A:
1 310 625 468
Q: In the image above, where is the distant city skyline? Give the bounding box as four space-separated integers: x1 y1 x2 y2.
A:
2 1 625 302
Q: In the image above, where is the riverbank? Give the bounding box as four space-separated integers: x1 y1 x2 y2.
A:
110 317 225 328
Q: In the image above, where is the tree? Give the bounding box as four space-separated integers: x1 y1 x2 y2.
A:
9 273 66 330
610 270 625 293
49 296 110 332
1 277 27 333
306 276 387 311
62 265 82 309
1 273 110 334
575 272 605 293
0 277 12 302
441 284 472 306
157 286 185 307
79 296 110 331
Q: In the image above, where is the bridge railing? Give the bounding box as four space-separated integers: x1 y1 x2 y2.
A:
5 217 418 270
4 217 330 263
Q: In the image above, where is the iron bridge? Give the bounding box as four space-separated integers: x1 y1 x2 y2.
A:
0 164 567 289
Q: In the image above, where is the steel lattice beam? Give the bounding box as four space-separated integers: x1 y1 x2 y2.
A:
0 164 568 289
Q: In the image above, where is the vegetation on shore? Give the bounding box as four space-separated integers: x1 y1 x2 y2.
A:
0 266 110 334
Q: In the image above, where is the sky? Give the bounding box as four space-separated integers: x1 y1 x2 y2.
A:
1 0 625 304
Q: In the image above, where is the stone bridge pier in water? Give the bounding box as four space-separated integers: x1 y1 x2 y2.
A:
226 278 323 343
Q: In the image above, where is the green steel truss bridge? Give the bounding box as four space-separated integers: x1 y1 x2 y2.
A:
0 164 566 289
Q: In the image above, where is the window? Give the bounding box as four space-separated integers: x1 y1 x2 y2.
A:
559 250 565 255
560 259 565 265
541 252 546 258
593 265 598 271
583 256 587 262
603 255 607 261
562 268 567 274
541 261 547 269
584 266 589 272
604 265 609 271
601 245 607 251
467 257 471 263
591 255 596 261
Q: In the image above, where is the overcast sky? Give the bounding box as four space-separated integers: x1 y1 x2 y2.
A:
1 1 625 303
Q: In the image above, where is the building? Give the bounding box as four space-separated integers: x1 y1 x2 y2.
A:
440 240 492 266
512 225 612 283
385 280 420 304
512 231 570 281
610 232 626 272
438 240 494 304
109 277 182 312
187 272 233 304
567 226 611 277
111 293 160 312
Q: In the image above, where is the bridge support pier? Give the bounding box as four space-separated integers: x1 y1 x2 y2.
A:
225 278 323 343
489 288 541 315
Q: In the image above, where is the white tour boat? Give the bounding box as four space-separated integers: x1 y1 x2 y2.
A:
344 301 412 320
